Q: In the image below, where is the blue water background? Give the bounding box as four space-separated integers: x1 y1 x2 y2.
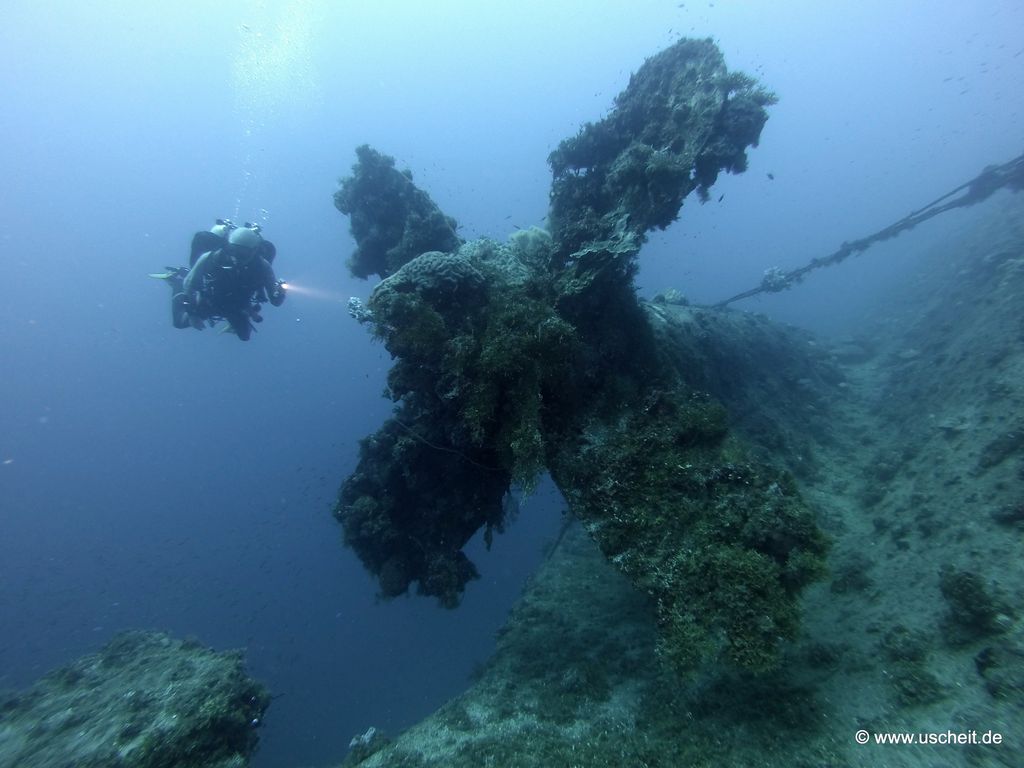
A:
1 2 1021 765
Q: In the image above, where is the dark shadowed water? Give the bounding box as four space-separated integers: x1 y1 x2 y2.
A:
1 2 1021 765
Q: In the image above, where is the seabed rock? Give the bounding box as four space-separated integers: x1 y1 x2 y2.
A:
0 631 269 768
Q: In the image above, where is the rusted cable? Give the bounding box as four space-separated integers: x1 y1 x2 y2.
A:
712 152 1024 309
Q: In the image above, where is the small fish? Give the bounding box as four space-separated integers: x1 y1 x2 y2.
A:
767 172 775 180
717 194 725 202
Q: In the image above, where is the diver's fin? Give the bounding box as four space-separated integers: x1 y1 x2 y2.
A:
150 267 187 293
218 320 256 340
149 266 187 279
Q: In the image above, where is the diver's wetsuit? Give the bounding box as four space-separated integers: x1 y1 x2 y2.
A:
183 244 282 341
161 231 229 330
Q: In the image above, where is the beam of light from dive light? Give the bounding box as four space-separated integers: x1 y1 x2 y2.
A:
277 281 347 302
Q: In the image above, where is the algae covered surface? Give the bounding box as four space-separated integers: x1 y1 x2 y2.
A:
329 33 1024 768
340 198 1024 767
0 631 269 768
334 37 828 675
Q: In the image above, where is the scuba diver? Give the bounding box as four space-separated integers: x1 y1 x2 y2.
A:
151 219 286 341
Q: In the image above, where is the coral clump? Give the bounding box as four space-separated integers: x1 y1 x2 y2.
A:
334 37 826 673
